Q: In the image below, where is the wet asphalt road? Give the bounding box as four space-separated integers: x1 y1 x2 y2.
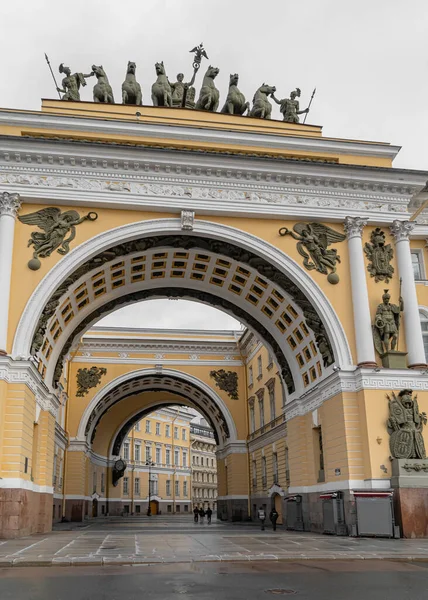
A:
1 561 428 600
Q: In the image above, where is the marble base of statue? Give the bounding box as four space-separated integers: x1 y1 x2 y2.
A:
380 350 407 369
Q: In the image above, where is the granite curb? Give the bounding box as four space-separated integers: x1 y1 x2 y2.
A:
1 554 428 567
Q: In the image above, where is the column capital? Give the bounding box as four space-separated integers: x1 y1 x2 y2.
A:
0 192 21 218
390 220 414 243
343 216 367 239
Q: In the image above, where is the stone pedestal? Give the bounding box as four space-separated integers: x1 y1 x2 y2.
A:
217 498 249 522
0 488 53 539
391 459 428 538
381 351 407 369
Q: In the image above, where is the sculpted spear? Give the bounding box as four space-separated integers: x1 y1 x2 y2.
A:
303 87 316 124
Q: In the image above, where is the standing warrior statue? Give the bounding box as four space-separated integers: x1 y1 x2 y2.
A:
57 63 94 101
373 289 403 354
271 88 309 123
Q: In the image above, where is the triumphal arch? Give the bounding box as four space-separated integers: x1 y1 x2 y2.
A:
1 55 428 538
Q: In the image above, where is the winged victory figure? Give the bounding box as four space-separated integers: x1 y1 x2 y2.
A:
19 207 98 269
279 223 346 283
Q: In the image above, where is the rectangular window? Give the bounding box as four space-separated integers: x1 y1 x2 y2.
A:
123 476 129 495
165 425 170 437
411 251 424 281
166 449 171 465
174 449 179 466
182 452 187 468
249 403 255 433
174 427 179 440
166 480 171 496
93 471 97 493
259 397 265 428
156 447 161 464
123 442 130 461
156 422 160 436
134 477 140 495
150 479 158 496
249 366 253 386
134 444 141 462
252 459 257 489
135 421 140 432
145 420 151 434
101 472 105 493
262 457 267 488
285 447 290 486
145 446 151 462
182 429 186 441
273 452 278 483
269 386 276 421
175 480 180 497
135 505 140 514
267 352 273 367
167 504 172 512
257 355 262 377
183 481 188 496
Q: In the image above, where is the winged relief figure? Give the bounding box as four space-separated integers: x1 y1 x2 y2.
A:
279 223 346 282
18 207 98 268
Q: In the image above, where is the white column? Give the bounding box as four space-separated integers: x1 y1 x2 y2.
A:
390 220 426 368
344 216 377 367
0 192 21 355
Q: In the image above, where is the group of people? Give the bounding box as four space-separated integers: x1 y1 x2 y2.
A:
193 506 213 524
258 507 279 531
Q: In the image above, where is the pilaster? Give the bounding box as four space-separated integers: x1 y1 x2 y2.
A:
390 220 427 368
0 192 21 355
344 216 377 367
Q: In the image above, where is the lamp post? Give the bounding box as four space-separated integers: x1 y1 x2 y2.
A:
146 459 155 516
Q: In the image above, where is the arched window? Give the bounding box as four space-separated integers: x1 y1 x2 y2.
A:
420 310 428 362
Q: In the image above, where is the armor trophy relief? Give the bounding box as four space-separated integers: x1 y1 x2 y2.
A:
45 44 316 121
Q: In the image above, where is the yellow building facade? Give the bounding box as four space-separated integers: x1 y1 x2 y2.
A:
1 99 428 538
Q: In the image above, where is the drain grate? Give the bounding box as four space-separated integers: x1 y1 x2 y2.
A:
265 590 297 595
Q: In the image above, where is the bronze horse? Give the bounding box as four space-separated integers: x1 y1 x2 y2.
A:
151 62 172 107
92 65 114 104
250 84 276 119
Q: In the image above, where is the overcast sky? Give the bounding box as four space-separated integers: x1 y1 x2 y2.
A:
2 0 427 330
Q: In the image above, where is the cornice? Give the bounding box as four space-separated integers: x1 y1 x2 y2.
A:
79 339 239 355
0 356 60 417
285 367 428 419
0 136 426 222
72 356 243 366
248 421 288 453
0 110 403 159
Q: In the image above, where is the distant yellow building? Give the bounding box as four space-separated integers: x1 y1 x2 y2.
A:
2 99 428 539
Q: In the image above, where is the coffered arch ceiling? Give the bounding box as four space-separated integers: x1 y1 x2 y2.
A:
79 369 239 452
14 220 352 398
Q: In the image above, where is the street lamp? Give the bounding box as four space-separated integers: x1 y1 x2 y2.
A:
146 459 155 516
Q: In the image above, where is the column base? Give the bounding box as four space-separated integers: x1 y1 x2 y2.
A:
408 363 428 370
0 488 53 539
0 349 7 356
357 361 378 368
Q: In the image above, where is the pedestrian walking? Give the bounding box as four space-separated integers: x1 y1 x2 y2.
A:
206 507 213 524
193 506 199 523
269 508 279 531
199 507 205 524
257 506 266 531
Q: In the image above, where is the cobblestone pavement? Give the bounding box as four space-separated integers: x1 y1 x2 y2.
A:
1 516 428 567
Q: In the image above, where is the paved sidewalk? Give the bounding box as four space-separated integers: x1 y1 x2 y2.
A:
1 516 428 567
